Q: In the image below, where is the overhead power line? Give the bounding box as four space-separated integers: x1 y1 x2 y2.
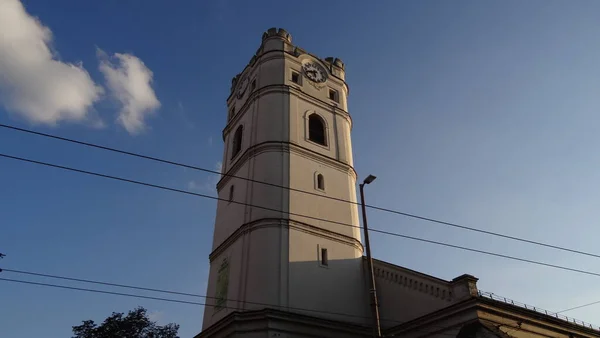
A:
558 300 600 314
0 276 588 337
3 152 600 280
0 267 370 322
1 123 599 261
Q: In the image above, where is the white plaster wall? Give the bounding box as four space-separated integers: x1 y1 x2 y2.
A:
212 151 289 249
203 225 289 330
373 261 462 328
376 276 455 328
253 90 289 145
245 151 288 221
254 55 286 91
211 175 248 251
288 152 359 239
287 229 369 325
202 233 245 328
204 33 363 334
335 113 354 166
241 225 289 311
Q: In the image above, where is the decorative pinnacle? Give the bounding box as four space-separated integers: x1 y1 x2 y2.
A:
325 57 345 70
262 27 292 43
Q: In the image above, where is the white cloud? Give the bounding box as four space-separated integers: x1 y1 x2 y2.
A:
147 310 164 323
187 161 223 194
187 180 201 191
0 0 103 126
98 49 160 135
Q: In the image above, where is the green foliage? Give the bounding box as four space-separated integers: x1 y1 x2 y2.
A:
72 307 179 338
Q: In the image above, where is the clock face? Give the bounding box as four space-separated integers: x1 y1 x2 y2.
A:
237 76 249 98
302 62 327 83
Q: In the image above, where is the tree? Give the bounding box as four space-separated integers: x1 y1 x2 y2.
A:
72 306 179 338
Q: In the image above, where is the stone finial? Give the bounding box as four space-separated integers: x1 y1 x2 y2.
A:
334 58 345 70
261 27 292 43
324 57 335 64
452 274 479 297
231 74 239 92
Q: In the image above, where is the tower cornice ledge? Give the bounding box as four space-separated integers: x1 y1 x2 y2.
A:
227 41 349 102
223 84 352 140
196 308 370 338
217 141 357 191
209 218 364 262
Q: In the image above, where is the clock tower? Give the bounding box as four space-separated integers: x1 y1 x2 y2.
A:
200 28 369 335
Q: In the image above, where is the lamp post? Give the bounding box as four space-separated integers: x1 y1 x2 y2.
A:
359 174 381 337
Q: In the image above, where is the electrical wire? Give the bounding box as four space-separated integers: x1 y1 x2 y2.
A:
2 123 600 261
3 151 600 280
0 276 574 338
0 268 376 322
557 300 600 314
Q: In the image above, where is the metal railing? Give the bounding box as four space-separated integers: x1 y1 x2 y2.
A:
478 290 600 331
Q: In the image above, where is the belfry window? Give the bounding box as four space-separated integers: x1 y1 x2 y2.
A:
316 174 325 191
291 71 300 84
229 185 234 202
308 114 326 146
231 125 243 159
321 248 328 266
328 89 338 102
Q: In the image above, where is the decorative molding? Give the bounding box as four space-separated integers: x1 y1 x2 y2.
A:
224 84 352 140
226 45 349 103
216 141 357 191
196 307 370 338
209 218 363 262
373 264 453 302
304 110 331 151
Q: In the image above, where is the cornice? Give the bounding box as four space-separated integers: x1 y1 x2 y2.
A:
223 84 352 140
217 141 357 190
209 217 363 262
227 45 350 103
384 296 600 337
196 308 369 338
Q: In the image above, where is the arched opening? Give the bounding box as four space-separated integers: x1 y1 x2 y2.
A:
231 125 243 158
308 114 326 146
316 173 325 190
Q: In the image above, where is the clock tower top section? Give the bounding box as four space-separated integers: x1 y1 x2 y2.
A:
227 27 348 112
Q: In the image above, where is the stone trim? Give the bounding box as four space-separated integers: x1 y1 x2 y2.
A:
372 258 453 302
227 42 349 103
385 296 600 338
209 218 364 262
372 258 455 285
196 307 370 338
216 140 357 190
224 83 352 140
477 297 600 337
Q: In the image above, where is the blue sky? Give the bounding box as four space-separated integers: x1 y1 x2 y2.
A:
2 0 600 336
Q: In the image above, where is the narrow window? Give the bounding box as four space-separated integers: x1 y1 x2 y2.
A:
291 71 300 84
308 114 326 146
251 79 256 92
228 185 234 202
231 125 243 159
328 89 338 102
316 174 324 190
320 248 328 266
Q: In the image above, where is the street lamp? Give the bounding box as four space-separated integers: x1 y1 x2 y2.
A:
359 175 381 337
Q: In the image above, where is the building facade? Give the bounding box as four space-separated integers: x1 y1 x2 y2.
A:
201 27 369 331
196 28 600 338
